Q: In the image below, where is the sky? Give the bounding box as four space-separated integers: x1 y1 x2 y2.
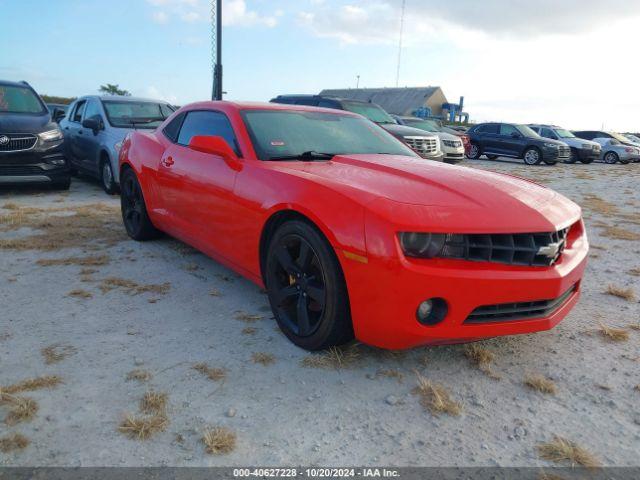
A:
1 0 639 131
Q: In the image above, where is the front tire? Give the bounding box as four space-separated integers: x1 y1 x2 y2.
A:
100 158 118 195
120 168 160 241
523 147 542 165
467 143 481 160
265 220 353 351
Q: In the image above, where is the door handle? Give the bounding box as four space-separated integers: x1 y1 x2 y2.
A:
162 156 174 167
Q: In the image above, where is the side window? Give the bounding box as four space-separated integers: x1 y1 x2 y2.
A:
162 112 185 143
72 100 86 123
541 128 555 139
476 124 499 134
295 98 319 106
177 110 240 155
579 132 594 140
83 99 102 121
500 124 520 136
318 100 338 109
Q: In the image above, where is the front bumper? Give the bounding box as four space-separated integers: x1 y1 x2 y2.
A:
0 146 70 185
420 151 444 162
541 147 562 162
442 146 466 164
578 147 600 161
340 219 589 350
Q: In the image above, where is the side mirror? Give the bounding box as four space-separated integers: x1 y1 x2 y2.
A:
52 108 66 123
82 117 102 132
188 135 242 170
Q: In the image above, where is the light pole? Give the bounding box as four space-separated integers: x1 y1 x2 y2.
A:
211 0 223 100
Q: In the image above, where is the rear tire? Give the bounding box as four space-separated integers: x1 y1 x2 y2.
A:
264 220 353 351
604 151 619 164
120 168 161 241
523 147 542 165
467 143 481 159
100 157 118 195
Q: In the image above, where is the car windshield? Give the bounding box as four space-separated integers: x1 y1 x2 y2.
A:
340 101 396 125
554 128 575 138
404 119 441 133
625 134 640 143
103 101 174 129
0 85 46 114
516 125 540 138
609 132 632 143
241 110 416 161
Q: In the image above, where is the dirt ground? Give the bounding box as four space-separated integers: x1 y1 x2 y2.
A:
1 159 639 468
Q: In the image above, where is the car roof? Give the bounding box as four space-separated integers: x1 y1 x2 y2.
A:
76 95 171 104
274 94 373 105
0 79 35 88
184 100 362 117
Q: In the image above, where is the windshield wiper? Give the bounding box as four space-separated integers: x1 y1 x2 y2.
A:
268 151 335 161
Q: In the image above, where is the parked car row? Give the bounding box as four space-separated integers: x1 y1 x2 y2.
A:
466 121 640 166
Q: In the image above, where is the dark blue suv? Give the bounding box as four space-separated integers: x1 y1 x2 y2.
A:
467 122 570 165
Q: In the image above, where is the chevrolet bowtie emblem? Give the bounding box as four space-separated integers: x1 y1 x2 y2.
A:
537 242 561 258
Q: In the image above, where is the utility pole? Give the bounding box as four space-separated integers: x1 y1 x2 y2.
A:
356 75 360 88
211 0 223 100
395 0 406 88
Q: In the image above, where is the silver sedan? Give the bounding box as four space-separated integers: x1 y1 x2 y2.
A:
593 138 640 164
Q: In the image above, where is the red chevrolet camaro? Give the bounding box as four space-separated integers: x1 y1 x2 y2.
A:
118 101 588 351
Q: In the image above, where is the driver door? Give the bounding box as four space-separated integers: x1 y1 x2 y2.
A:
155 110 242 260
498 124 524 157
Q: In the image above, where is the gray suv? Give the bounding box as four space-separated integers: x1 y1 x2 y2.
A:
529 125 601 164
60 96 174 193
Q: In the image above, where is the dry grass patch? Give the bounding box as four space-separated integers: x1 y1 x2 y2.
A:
0 204 125 251
524 374 557 395
202 427 236 455
605 284 636 301
41 343 77 364
629 323 640 331
300 345 360 370
99 277 171 296
251 352 275 366
118 414 168 440
126 370 152 383
234 311 263 322
0 433 30 453
36 254 110 267
193 363 226 381
3 375 62 394
464 344 501 379
140 391 168 415
67 289 93 299
376 368 404 382
241 326 257 335
628 268 640 277
600 225 640 241
536 436 600 468
209 288 221 297
412 372 462 417
0 393 38 426
598 323 630 342
581 194 618 216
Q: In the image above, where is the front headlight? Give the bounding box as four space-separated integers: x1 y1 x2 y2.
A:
399 232 446 258
544 142 558 149
39 128 63 142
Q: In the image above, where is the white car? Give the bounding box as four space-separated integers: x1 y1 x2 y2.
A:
393 116 466 164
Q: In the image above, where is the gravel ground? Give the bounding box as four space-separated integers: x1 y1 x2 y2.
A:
0 159 639 468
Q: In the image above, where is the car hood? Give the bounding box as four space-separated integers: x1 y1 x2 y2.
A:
378 123 438 138
280 154 580 233
0 112 52 134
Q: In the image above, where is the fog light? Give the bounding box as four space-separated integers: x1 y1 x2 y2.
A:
416 298 448 326
49 159 66 166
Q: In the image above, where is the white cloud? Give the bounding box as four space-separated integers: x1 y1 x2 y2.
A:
145 0 280 28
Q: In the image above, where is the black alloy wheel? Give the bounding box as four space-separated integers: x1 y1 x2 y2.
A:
120 169 160 240
265 221 353 350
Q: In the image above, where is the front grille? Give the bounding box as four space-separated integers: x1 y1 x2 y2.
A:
436 227 570 267
0 134 38 153
443 139 462 148
0 165 44 176
558 146 571 159
404 136 438 157
465 285 576 324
